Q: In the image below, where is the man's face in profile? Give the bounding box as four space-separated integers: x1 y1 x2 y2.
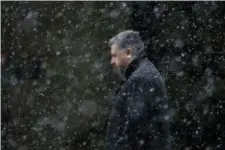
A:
110 44 132 80
110 44 131 70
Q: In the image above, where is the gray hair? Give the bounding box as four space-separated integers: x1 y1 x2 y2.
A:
108 30 145 57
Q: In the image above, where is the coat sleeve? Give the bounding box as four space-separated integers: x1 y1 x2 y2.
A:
114 77 155 149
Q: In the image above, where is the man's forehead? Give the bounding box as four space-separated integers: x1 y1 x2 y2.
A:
111 44 119 50
110 44 120 53
110 49 116 55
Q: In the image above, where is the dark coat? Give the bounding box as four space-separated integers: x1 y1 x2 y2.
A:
106 53 171 150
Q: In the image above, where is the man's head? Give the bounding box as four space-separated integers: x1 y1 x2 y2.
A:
108 30 145 70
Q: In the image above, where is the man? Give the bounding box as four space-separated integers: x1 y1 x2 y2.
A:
106 30 171 150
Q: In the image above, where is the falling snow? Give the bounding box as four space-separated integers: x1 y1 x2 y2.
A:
1 1 225 150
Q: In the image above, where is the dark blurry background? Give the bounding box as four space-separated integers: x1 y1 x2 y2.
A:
1 1 225 150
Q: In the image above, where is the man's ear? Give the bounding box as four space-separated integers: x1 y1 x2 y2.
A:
126 48 132 56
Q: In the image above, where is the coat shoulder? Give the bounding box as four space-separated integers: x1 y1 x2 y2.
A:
132 59 161 81
130 59 167 91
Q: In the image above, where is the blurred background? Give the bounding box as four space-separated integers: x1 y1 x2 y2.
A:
1 1 225 150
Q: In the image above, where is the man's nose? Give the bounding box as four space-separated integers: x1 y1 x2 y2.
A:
110 59 114 65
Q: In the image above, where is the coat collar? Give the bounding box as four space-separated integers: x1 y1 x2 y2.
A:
113 53 148 99
124 52 148 80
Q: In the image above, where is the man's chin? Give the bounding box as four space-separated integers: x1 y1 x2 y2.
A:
112 67 125 81
112 66 121 73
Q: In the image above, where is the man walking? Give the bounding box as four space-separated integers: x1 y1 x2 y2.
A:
106 30 171 150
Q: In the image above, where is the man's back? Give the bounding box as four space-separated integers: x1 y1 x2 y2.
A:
106 56 171 150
